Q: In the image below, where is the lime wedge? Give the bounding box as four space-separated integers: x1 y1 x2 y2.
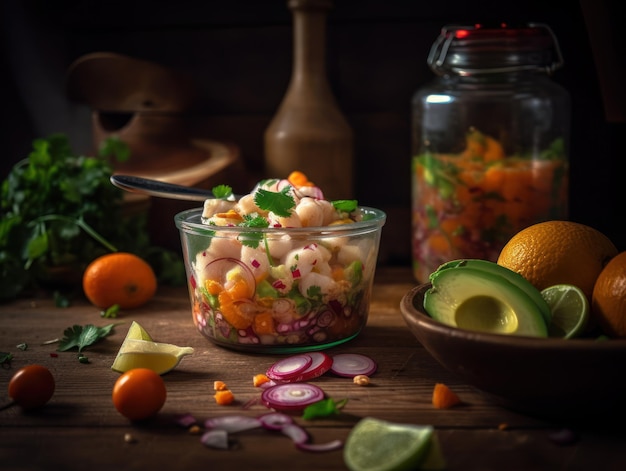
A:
541 284 589 339
112 324 194 374
344 417 445 471
126 321 154 341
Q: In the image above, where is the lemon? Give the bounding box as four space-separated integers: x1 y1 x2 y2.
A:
541 284 589 339
344 417 445 471
111 322 194 374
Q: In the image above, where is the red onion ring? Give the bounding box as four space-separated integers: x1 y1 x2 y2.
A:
258 412 294 431
330 353 377 378
266 354 313 381
261 383 325 412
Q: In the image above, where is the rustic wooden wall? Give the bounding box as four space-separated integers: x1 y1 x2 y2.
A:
2 0 624 265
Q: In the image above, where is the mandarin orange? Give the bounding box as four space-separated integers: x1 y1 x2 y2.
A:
592 251 626 338
82 252 157 309
497 221 617 303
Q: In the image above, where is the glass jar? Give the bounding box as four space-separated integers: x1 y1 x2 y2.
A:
411 23 570 283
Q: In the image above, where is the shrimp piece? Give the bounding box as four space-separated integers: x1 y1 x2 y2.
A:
268 211 302 228
266 234 295 260
194 237 242 282
235 194 266 217
284 243 332 279
295 197 337 227
298 271 340 300
241 245 271 282
202 199 237 218
337 241 369 267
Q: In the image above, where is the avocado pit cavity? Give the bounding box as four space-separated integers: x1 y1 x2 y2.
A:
456 295 518 334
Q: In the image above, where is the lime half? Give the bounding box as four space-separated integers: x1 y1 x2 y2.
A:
111 322 194 374
541 284 589 339
344 417 445 471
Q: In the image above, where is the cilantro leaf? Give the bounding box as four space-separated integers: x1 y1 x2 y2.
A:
302 398 348 420
254 187 295 217
57 323 118 353
212 184 233 200
332 200 358 212
238 214 270 249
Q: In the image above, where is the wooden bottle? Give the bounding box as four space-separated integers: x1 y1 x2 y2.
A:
264 0 354 200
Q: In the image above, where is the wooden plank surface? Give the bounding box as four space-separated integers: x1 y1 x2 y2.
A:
1 267 625 470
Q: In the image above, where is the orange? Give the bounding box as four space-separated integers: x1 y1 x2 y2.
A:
592 251 626 338
497 221 618 303
83 252 157 309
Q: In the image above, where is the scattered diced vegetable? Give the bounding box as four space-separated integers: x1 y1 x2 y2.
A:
432 383 461 409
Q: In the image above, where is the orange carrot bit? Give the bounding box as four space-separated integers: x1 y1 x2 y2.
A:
253 373 271 388
287 170 314 187
214 389 235 406
432 383 462 409
213 380 228 391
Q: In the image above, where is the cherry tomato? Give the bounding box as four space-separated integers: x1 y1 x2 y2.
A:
112 368 166 421
8 364 55 410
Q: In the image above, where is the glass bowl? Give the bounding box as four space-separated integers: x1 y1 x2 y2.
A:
175 206 386 353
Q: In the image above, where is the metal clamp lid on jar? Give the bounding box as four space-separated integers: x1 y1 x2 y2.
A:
427 23 564 76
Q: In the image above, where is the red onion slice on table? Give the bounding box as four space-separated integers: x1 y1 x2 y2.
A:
258 412 294 431
266 354 313 381
281 423 344 452
330 353 377 378
266 352 333 383
201 429 229 449
204 415 262 433
261 383 325 412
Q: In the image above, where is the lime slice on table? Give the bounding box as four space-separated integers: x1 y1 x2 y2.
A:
111 322 194 374
344 417 445 471
541 284 589 339
126 320 154 341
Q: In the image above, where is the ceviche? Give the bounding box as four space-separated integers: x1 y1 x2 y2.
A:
176 171 386 353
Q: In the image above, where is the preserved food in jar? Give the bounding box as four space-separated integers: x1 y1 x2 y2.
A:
411 24 570 282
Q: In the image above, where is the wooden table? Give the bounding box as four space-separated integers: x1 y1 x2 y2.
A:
1 267 625 471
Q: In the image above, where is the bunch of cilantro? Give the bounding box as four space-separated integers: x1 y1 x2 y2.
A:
0 134 184 300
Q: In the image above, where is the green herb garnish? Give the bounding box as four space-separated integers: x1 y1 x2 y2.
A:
332 200 358 212
57 323 118 353
212 184 233 199
302 398 348 420
0 352 13 367
253 187 295 217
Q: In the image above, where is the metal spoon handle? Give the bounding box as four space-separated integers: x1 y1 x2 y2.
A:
110 174 214 202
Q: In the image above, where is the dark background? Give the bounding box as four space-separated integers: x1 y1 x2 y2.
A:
1 0 624 266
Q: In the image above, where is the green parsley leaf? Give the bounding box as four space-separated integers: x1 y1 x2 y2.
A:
57 323 118 353
101 304 120 319
254 187 295 217
0 352 13 366
302 398 348 420
16 343 27 351
212 184 233 200
238 214 270 249
332 200 358 212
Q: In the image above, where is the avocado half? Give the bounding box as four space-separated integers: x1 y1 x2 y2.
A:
432 259 552 325
424 266 548 337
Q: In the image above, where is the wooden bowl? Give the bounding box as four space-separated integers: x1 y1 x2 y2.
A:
400 283 626 421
